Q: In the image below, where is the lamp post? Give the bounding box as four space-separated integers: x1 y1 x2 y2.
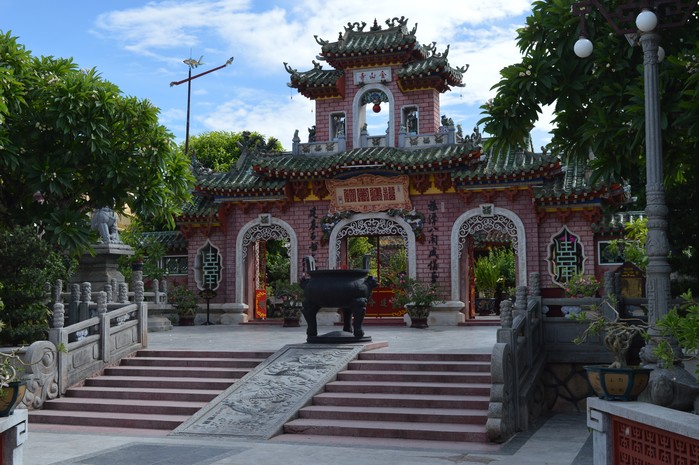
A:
170 56 234 157
572 0 695 335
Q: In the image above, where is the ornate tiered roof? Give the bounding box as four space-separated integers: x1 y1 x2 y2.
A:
285 17 467 97
180 141 623 219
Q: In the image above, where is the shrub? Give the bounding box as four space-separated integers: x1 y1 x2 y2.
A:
0 226 75 345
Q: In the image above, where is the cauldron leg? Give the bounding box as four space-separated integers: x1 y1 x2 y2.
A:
352 301 366 338
341 308 353 333
302 304 319 337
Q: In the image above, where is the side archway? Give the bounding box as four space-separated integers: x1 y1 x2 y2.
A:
450 207 527 301
235 215 298 303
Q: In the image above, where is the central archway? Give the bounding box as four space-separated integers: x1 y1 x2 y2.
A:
328 213 416 279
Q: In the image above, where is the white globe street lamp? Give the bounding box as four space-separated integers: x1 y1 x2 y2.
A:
573 37 594 58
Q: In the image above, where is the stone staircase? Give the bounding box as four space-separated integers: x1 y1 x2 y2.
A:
282 352 491 443
28 349 274 431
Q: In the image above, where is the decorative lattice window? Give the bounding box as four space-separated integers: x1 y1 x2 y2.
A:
194 241 222 290
162 255 188 276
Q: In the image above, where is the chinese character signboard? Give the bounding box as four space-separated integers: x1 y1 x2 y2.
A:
353 67 392 85
327 174 411 214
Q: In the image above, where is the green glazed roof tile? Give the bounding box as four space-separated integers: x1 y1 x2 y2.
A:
140 231 188 251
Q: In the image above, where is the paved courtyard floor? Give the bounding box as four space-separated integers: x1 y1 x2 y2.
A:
24 324 592 465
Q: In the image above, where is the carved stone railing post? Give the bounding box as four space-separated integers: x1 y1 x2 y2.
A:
80 282 91 303
500 300 513 329
80 282 92 321
161 279 168 304
134 280 144 304
96 291 107 315
104 284 113 304
118 283 128 303
153 279 160 304
68 283 80 326
110 278 117 301
52 302 65 329
515 285 528 318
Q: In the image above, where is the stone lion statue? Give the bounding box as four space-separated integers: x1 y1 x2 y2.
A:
91 207 120 244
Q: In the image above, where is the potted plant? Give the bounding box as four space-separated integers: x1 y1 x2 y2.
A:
0 349 27 417
561 272 601 318
275 282 304 327
0 291 27 417
168 285 199 326
573 298 652 401
392 276 442 328
563 272 601 298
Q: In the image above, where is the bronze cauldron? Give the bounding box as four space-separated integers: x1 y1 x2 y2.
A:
300 268 377 340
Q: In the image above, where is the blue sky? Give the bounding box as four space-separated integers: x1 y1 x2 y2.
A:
1 0 553 151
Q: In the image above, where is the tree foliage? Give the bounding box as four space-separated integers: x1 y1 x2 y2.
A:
0 226 76 345
0 31 195 256
478 0 699 290
478 0 699 185
188 130 283 171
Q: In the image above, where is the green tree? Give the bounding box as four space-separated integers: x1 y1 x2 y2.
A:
478 0 699 290
0 31 195 255
0 226 75 345
478 0 699 185
188 130 283 171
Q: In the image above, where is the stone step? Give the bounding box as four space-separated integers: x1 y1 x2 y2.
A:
40 397 206 416
85 375 236 390
283 418 488 442
311 392 489 410
136 349 275 359
65 386 221 402
336 369 491 383
347 359 490 372
30 349 271 432
297 405 487 424
324 380 491 396
29 410 188 430
104 365 248 379
358 352 491 362
281 350 492 444
122 356 264 368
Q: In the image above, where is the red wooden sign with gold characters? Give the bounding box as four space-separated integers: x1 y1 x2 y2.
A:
326 174 411 214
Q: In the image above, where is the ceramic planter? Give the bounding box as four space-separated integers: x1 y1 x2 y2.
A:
0 381 26 417
584 365 652 401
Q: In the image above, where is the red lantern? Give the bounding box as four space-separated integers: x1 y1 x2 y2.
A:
372 103 381 113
